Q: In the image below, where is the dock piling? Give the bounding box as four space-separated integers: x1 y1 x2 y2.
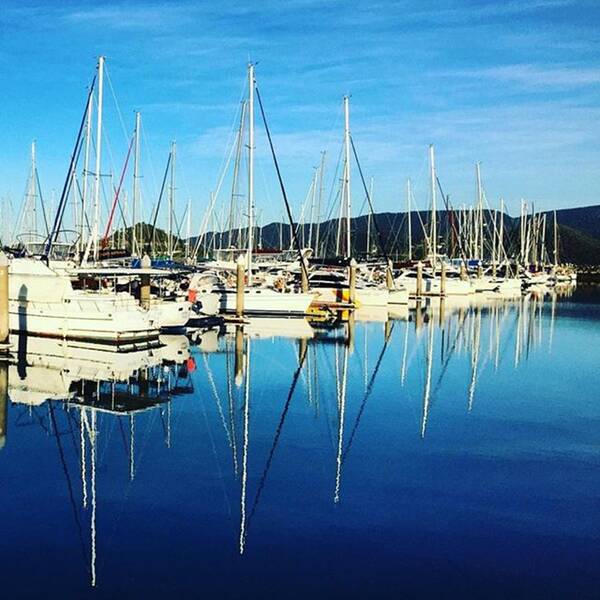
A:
0 252 9 348
386 259 394 290
140 254 151 310
416 261 423 298
236 254 245 318
348 259 357 305
440 262 447 296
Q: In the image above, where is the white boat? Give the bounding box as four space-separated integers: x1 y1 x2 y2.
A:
395 270 472 296
147 298 192 330
218 287 316 316
8 258 159 343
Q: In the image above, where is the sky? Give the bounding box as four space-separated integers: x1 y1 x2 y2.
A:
1 0 599 236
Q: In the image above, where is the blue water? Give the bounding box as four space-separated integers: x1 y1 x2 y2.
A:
1 289 599 598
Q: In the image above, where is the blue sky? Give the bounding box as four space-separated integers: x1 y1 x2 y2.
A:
1 0 599 235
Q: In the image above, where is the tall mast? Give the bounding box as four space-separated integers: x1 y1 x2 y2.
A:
476 162 483 261
247 63 255 285
229 100 247 249
81 87 93 253
27 140 38 244
168 140 176 261
499 198 504 264
407 178 412 261
343 95 352 259
429 144 437 263
553 209 558 266
132 111 141 255
366 177 373 258
315 150 325 257
92 55 104 262
185 197 191 262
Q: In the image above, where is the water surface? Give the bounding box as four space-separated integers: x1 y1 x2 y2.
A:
1 288 599 598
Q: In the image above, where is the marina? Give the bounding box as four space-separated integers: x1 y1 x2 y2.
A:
2 1 600 598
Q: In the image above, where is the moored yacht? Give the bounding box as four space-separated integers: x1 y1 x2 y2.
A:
7 257 159 343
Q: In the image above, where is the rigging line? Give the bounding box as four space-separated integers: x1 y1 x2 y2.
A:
192 127 239 259
150 152 172 242
48 403 90 570
247 341 308 528
101 133 134 248
342 321 395 463
45 76 96 256
202 354 234 448
34 168 50 237
349 135 390 263
436 175 468 261
254 83 309 281
104 64 130 145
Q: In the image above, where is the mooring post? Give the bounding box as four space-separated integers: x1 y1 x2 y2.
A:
416 261 423 298
386 258 394 290
300 254 309 294
348 258 357 305
140 254 151 310
236 254 245 318
440 261 447 296
460 260 468 281
0 252 9 349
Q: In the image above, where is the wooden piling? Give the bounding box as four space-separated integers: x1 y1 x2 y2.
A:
348 259 357 305
300 256 309 293
0 252 8 347
386 259 394 290
236 254 245 318
440 262 447 296
416 261 423 298
140 254 151 310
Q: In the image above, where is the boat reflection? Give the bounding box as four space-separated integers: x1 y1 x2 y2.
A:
0 289 568 588
4 333 193 588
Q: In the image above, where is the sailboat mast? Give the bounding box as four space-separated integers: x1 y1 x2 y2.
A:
553 209 558 267
343 95 352 259
407 178 412 261
315 150 325 257
28 140 38 243
247 63 255 285
366 177 373 258
92 55 104 262
476 162 483 261
499 198 504 264
168 140 176 261
429 144 437 263
132 111 141 255
185 197 191 261
81 89 93 253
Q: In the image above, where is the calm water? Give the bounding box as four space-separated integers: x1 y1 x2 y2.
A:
1 288 599 599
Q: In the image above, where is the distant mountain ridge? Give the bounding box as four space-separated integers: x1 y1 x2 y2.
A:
195 204 600 265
